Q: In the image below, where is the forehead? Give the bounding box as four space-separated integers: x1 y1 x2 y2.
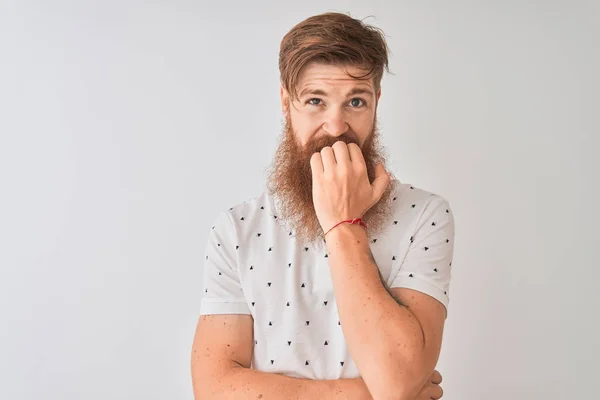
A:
296 62 374 92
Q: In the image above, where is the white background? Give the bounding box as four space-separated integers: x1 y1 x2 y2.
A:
0 1 597 399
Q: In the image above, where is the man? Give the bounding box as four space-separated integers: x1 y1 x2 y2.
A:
191 11 454 400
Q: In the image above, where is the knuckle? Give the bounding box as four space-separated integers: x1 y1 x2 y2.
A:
337 167 349 176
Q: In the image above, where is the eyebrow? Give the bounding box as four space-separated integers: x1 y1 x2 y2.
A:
298 87 375 98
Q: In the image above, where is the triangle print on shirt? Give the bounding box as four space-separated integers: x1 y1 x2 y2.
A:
200 179 455 380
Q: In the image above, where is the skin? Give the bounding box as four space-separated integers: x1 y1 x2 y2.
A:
265 61 398 248
191 61 445 400
295 62 446 399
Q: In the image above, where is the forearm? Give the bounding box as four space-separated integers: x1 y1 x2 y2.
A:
196 365 372 400
325 224 424 399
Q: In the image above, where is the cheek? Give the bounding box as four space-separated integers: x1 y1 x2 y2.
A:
352 115 374 135
294 117 323 147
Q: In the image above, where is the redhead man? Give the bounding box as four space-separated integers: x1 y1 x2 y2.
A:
191 11 455 400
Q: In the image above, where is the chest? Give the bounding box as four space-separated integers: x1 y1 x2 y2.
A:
236 230 400 378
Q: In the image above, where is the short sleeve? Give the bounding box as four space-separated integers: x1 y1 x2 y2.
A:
390 195 455 313
199 211 251 315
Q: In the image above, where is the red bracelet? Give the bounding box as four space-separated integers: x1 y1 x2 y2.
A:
324 217 367 236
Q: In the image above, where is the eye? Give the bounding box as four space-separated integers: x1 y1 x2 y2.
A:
350 98 366 107
307 98 322 106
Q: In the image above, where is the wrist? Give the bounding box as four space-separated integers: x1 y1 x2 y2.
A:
323 217 367 237
324 221 368 246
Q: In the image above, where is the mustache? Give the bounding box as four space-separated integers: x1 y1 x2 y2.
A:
303 133 360 154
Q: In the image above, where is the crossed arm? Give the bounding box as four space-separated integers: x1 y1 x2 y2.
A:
324 223 446 400
192 236 445 400
193 204 449 400
191 313 373 400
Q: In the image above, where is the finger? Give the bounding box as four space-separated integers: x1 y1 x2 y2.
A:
309 152 324 178
319 146 336 174
420 382 443 400
430 369 442 384
430 383 443 399
331 140 351 166
371 162 390 200
347 142 366 170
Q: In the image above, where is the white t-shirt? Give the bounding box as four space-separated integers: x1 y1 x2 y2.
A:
200 180 455 380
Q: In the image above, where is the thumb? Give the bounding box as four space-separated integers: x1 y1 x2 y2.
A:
371 162 390 202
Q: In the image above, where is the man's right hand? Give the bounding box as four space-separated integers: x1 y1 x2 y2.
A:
412 369 444 399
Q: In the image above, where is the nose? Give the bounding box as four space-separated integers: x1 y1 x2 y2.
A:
322 109 349 137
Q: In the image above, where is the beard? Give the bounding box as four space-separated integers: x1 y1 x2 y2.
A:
265 112 398 249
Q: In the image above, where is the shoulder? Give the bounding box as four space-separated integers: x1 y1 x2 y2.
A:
391 182 454 226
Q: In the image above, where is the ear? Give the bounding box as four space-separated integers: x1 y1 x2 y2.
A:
280 85 289 115
374 88 382 109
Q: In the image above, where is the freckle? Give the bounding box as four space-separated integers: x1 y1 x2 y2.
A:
258 395 263 399
227 344 230 347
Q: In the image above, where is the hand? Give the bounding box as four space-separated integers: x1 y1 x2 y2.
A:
309 141 390 234
413 369 444 399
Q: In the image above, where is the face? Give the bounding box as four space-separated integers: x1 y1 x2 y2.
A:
266 62 397 247
282 62 380 148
